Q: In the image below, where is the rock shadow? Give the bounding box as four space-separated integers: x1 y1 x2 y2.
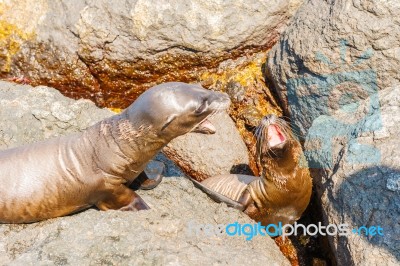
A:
230 164 254 175
333 166 399 262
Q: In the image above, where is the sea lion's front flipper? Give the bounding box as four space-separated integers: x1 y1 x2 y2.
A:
130 161 164 190
96 185 150 211
118 193 150 211
188 174 259 211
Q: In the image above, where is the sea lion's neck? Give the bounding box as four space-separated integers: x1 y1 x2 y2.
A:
263 140 300 173
255 140 303 193
87 112 167 181
116 111 166 154
247 140 304 209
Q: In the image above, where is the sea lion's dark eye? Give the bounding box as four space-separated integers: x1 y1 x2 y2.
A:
195 98 208 114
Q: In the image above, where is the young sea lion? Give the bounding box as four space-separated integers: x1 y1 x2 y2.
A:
197 114 312 226
0 82 230 223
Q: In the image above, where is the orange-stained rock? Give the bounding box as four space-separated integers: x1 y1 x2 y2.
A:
199 52 282 175
0 0 303 109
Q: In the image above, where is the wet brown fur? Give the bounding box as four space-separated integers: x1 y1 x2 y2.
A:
200 115 312 227
244 115 312 226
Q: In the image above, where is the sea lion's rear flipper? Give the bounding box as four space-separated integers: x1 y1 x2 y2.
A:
188 174 258 211
130 161 164 190
189 177 246 211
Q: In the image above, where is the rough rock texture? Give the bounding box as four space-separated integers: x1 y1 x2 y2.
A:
266 1 400 264
164 111 251 181
0 179 289 265
0 81 113 149
0 0 303 108
0 81 289 265
266 0 400 134
305 87 400 265
1 0 293 176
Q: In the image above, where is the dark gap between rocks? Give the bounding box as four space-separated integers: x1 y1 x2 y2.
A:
294 188 337 266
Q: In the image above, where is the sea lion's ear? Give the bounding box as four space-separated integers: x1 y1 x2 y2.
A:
161 114 177 131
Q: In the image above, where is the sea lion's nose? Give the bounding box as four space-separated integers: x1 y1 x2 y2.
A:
261 114 277 124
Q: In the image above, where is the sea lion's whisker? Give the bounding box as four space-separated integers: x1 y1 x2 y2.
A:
277 121 292 139
255 124 266 164
269 147 278 157
277 119 302 139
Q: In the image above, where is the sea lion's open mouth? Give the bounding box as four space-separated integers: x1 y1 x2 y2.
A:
267 124 286 147
191 93 230 134
192 118 216 134
191 106 223 134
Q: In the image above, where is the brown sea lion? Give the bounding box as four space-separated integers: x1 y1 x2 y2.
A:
196 114 312 226
0 82 230 223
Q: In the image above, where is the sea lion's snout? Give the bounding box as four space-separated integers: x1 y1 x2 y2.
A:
261 114 277 123
214 91 231 108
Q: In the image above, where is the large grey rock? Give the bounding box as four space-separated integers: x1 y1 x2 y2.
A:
0 81 113 149
163 111 251 181
266 1 400 264
0 0 303 108
0 81 289 265
304 86 400 265
266 0 400 135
